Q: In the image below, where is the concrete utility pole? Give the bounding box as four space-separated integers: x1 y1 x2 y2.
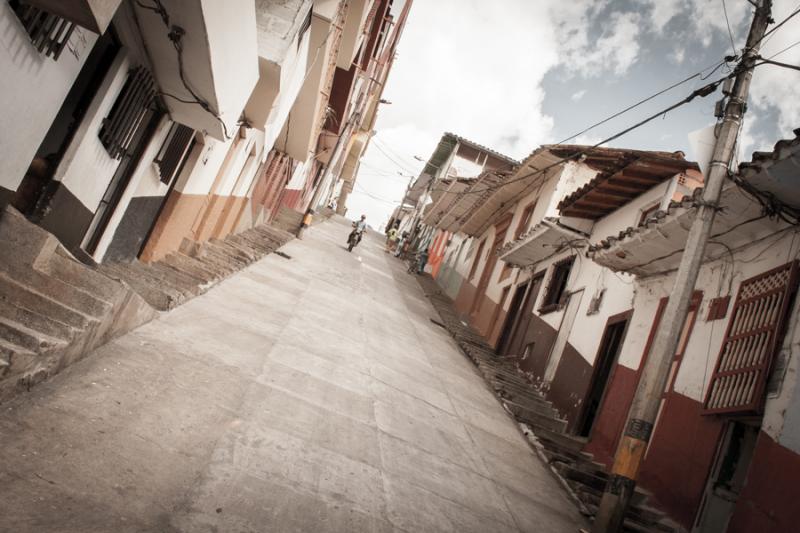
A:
591 2 773 531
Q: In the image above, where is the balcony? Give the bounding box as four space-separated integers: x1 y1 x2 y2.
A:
134 0 259 141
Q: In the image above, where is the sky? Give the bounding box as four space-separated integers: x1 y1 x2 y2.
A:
345 0 800 230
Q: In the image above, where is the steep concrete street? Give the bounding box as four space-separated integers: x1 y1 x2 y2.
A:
0 216 587 533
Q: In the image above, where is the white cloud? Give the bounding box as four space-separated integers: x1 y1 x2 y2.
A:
551 5 643 77
670 47 686 64
348 0 562 225
747 2 800 141
639 0 685 33
346 0 800 226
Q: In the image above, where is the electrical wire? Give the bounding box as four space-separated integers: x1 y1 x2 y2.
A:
756 3 800 48
721 0 738 56
372 136 423 169
136 0 233 139
370 141 419 174
354 183 401 204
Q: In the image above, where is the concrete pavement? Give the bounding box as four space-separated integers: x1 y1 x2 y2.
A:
0 216 588 532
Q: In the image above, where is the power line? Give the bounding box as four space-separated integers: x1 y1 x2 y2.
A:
354 183 401 204
372 136 423 169
722 0 737 55
370 140 419 174
556 59 729 146
427 62 769 199
555 2 800 149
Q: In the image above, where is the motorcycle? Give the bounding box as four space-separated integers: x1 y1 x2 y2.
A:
347 228 363 252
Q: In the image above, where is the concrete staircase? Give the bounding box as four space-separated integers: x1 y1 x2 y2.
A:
100 224 295 311
272 205 305 234
0 206 157 401
417 275 684 533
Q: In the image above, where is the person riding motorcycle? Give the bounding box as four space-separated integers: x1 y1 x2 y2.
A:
347 215 367 251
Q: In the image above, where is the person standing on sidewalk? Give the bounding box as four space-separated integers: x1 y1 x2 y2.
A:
385 225 399 252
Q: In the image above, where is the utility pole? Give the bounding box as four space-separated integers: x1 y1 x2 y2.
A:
591 2 773 531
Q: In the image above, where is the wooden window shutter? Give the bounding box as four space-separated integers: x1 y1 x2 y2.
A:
99 66 157 160
702 261 799 415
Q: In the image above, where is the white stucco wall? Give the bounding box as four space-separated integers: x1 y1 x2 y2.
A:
52 53 131 211
135 0 259 140
0 4 97 193
615 227 800 452
175 135 236 195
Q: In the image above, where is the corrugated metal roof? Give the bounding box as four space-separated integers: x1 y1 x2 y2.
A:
422 179 472 226
454 147 564 237
438 171 506 232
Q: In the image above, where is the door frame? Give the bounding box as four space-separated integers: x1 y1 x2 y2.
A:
497 280 530 355
507 270 546 359
574 309 633 437
83 107 165 255
469 214 512 317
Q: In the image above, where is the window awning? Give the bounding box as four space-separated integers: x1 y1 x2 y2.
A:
499 217 589 268
453 148 562 237
422 179 472 226
587 185 788 277
437 171 504 232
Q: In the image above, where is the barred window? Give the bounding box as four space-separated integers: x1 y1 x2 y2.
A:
9 0 76 60
154 123 195 184
99 66 157 159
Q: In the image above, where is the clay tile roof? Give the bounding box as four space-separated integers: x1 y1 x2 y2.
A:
586 188 700 254
553 145 700 220
737 127 800 180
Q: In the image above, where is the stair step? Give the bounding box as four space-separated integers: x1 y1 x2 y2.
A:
100 264 182 311
0 317 67 352
119 261 195 299
146 261 207 295
0 338 36 377
161 252 219 283
47 248 121 302
223 233 269 256
192 251 239 276
505 402 567 433
502 397 558 418
530 426 587 453
12 267 111 318
0 299 75 341
207 239 257 263
229 232 273 254
0 274 93 330
251 224 293 244
194 244 248 270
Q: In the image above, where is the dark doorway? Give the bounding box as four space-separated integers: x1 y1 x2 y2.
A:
12 27 121 218
504 272 544 358
497 281 529 355
693 421 759 533
576 312 630 437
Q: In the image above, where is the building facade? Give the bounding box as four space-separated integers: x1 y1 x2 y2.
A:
1 0 411 265
410 132 800 531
